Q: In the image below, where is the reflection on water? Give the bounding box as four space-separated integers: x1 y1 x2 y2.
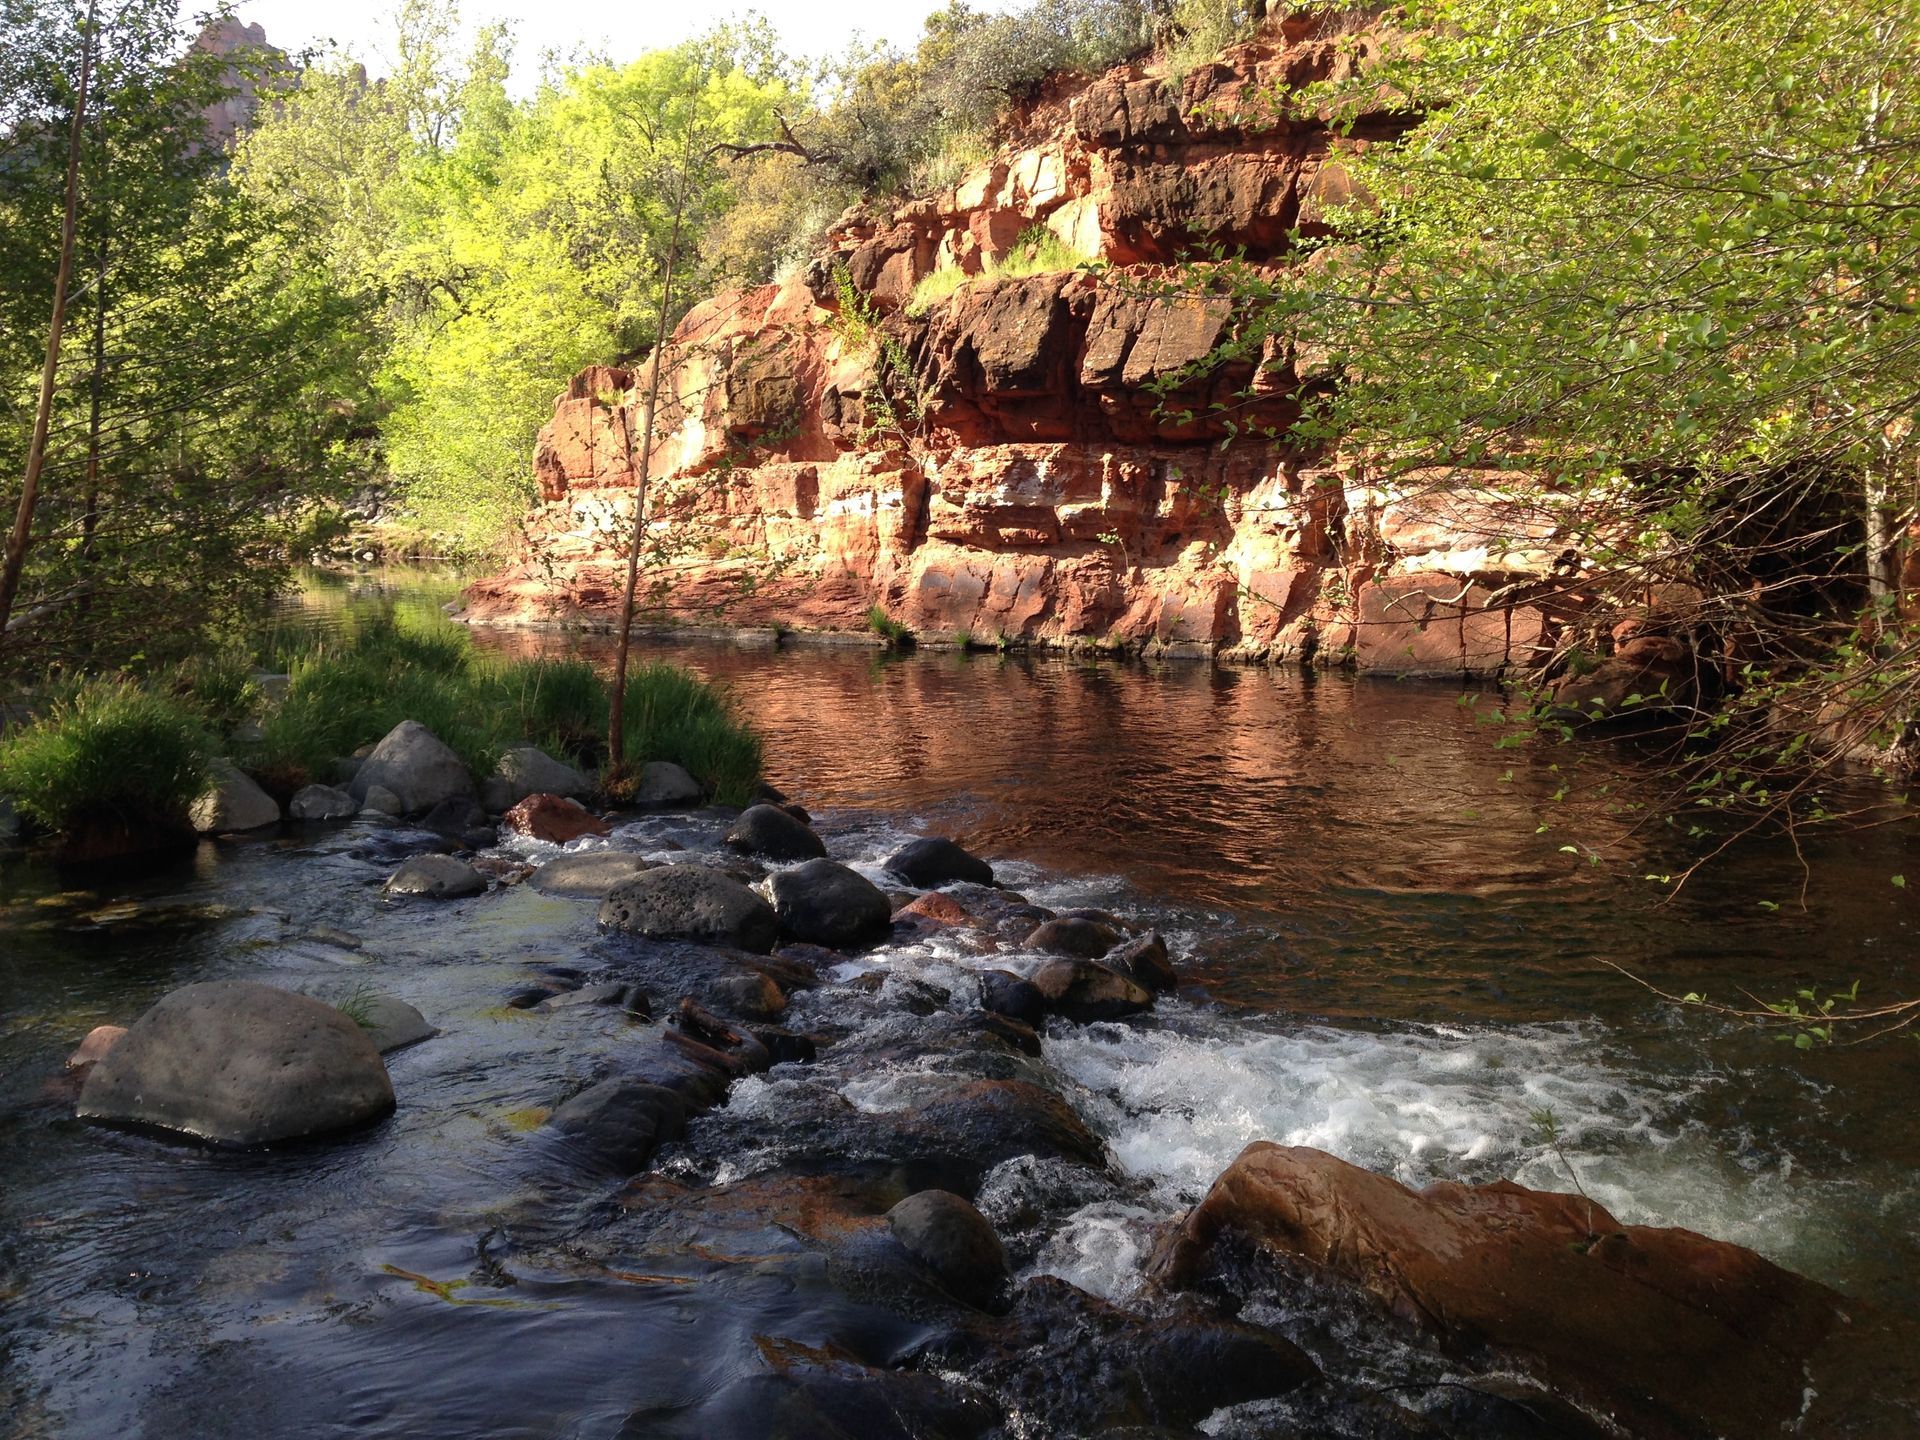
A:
0 568 1915 1435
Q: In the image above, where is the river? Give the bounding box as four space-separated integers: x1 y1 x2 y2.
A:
2 567 1916 1435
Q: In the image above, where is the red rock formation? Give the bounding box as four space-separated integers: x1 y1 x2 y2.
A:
467 14 1577 675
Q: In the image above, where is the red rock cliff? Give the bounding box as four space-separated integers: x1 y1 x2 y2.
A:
465 14 1574 676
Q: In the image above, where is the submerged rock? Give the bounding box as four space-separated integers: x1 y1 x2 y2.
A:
529 850 654 897
384 854 487 899
768 858 892 949
1151 1142 1880 1440
288 783 357 822
190 759 280 834
501 792 611 845
887 1190 1009 1310
885 835 995 888
76 980 394 1146
724 803 827 861
548 1077 689 1174
349 720 474 815
419 795 494 848
599 865 779 952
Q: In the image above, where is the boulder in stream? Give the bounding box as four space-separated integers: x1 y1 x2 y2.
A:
530 850 654 897
502 793 611 845
631 760 703 809
349 720 474 815
724 804 827 861
885 836 995 888
482 744 593 811
385 853 487 899
548 1077 690 1174
1025 916 1121 959
76 980 394 1146
1031 958 1152 1024
190 759 281 834
599 865 779 952
886 1189 1009 1310
768 858 892 949
354 995 436 1053
1151 1142 1888 1440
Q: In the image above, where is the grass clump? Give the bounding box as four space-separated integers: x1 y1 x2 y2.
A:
907 226 1087 316
614 664 763 806
868 605 914 648
0 680 213 840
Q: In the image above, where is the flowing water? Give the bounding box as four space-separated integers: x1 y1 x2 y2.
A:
3 568 1918 1435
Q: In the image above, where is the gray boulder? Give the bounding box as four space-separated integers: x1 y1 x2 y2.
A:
360 785 403 817
886 836 995 888
481 745 593 812
632 760 702 809
385 854 487 899
190 759 281 834
599 865 779 953
349 721 474 815
289 783 358 822
724 804 826 861
886 1189 1009 1310
354 995 436 1054
767 858 892 949
530 850 655 897
76 980 394 1146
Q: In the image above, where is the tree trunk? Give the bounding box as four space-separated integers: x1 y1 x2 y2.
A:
606 150 696 777
0 1 99 655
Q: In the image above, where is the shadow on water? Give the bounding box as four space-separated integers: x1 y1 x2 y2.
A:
0 573 1916 1435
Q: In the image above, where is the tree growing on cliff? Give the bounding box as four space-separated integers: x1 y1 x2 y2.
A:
1181 0 1920 865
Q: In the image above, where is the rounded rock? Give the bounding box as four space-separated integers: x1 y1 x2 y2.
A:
887 1189 1009 1310
599 865 779 953
289 783 358 822
76 980 395 1146
768 859 892 949
724 804 827 861
349 720 474 816
530 851 654 897
885 836 995 888
385 853 487 899
1026 916 1120 959
632 760 703 809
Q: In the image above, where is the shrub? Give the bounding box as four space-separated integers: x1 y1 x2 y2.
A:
907 226 1086 315
0 680 213 839
1163 0 1256 87
616 664 763 805
168 651 262 735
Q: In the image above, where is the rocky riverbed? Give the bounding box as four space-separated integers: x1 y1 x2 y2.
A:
10 746 1917 1438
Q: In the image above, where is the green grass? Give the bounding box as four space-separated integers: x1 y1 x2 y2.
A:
167 651 262 735
868 605 914 648
0 680 213 838
616 664 763 807
907 226 1088 316
247 605 761 801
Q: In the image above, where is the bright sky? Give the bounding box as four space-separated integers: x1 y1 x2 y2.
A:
208 1 957 75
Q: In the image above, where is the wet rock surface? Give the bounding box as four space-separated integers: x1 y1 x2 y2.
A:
886 836 996 888
76 980 395 1145
598 864 780 952
768 857 893 949
724 802 828 861
385 853 487 899
529 849 654 896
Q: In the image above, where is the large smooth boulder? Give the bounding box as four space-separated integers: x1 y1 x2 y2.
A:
289 783 357 822
600 865 780 952
886 1189 1008 1310
632 760 703 809
1151 1143 1884 1440
1105 930 1176 992
768 859 892 949
885 836 995 888
724 804 827 861
530 850 654 897
349 721 474 815
1025 916 1120 959
76 981 394 1146
385 853 487 899
190 759 280 834
502 793 611 845
481 745 594 812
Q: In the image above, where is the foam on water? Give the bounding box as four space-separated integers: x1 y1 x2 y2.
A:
1039 1003 1861 1296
